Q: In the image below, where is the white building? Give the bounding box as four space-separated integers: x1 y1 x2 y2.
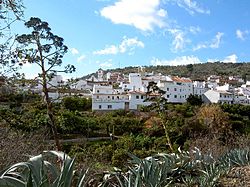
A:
159 76 193 103
70 79 92 91
92 84 151 111
203 90 233 104
193 81 207 96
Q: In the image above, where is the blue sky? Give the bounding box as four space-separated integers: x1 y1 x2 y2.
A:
17 0 250 79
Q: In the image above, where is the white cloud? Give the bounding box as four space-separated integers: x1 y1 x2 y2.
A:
98 59 113 68
210 32 224 48
119 37 144 54
93 45 119 55
236 29 249 41
100 62 113 68
193 43 207 51
100 0 167 31
189 26 201 34
169 0 210 15
93 36 144 55
70 48 79 55
77 55 86 63
193 32 224 51
207 58 219 63
150 55 202 66
223 54 238 63
168 29 189 52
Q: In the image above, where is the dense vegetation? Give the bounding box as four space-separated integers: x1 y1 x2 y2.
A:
84 62 250 81
1 93 250 173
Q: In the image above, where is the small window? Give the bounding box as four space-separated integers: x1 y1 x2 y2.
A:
97 95 99 99
136 95 139 99
112 96 114 100
167 95 169 98
174 88 177 91
108 96 110 98
141 95 144 99
97 90 99 93
167 88 169 91
99 105 102 109
117 96 119 99
174 95 177 98
108 105 112 109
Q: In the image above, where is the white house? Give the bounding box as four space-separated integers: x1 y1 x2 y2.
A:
193 81 208 96
70 79 92 90
159 76 193 103
92 84 151 111
92 85 128 110
128 91 151 110
203 90 233 104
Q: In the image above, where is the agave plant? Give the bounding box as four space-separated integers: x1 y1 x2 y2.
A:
103 148 250 187
0 151 89 187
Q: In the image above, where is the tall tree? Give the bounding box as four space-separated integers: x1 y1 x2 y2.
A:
16 17 75 150
146 81 174 151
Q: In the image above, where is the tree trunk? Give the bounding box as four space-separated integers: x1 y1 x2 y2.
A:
41 73 61 151
162 122 174 152
38 42 61 151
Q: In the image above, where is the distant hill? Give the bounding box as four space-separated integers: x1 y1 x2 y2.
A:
82 62 250 81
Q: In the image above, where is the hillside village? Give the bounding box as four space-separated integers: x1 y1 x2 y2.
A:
3 67 250 109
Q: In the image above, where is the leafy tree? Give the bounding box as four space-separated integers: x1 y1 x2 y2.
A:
16 17 75 150
187 94 203 106
146 81 174 151
62 96 92 111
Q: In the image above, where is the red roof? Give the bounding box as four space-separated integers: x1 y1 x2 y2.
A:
171 76 192 83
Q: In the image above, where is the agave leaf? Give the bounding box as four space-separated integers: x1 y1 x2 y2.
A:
27 154 48 187
0 176 26 187
43 160 60 182
76 168 89 187
115 174 126 187
44 150 71 161
53 155 75 187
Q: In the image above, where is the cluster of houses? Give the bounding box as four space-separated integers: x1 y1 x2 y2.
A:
2 68 250 111
90 70 250 111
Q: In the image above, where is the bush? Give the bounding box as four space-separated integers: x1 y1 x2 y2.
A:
62 96 91 111
57 110 99 134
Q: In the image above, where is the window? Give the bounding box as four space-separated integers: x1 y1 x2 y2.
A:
108 96 110 98
141 95 144 99
167 95 169 98
136 95 139 99
112 96 114 100
108 105 112 109
174 88 177 91
174 95 177 98
99 105 102 109
167 88 169 91
97 95 99 99
97 90 99 93
117 96 119 99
